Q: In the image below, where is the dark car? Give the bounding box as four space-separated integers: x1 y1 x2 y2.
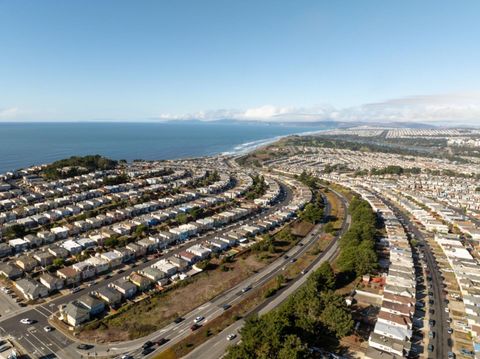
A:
222 304 231 310
77 344 94 350
174 317 184 324
191 324 200 331
142 341 153 349
428 344 434 352
429 319 435 327
156 338 168 346
141 347 155 355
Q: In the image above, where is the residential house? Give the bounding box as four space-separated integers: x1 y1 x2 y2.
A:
39 273 64 292
57 267 81 286
15 255 39 272
78 295 105 316
15 278 48 300
109 279 137 299
92 286 122 307
0 263 23 279
61 301 90 327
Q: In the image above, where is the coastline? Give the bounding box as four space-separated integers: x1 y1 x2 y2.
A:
0 123 327 174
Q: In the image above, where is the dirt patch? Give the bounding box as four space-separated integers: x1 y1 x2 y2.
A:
77 254 265 342
291 221 314 237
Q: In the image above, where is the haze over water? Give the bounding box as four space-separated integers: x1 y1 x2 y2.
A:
0 122 325 174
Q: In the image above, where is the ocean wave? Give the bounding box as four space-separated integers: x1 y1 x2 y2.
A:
221 129 326 156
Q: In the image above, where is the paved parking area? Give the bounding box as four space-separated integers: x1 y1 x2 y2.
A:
0 289 21 317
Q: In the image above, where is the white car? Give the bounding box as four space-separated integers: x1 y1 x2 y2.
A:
20 318 33 325
194 316 204 323
43 326 53 332
227 334 237 341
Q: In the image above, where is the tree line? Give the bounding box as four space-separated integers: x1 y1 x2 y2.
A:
225 262 353 359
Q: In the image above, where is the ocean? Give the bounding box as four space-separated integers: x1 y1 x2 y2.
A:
0 122 326 174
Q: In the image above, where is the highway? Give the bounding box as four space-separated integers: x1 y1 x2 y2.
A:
381 196 449 359
174 188 350 359
0 181 295 358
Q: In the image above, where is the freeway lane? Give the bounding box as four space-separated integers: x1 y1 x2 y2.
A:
0 180 294 358
159 188 350 359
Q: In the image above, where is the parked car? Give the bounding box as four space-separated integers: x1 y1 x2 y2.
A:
428 344 434 352
20 318 33 325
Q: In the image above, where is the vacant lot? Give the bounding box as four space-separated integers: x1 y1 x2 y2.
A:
78 254 265 342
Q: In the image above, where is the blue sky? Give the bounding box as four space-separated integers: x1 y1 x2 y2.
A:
1 0 480 124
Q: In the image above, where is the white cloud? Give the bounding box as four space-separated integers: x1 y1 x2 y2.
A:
155 93 480 125
0 107 19 119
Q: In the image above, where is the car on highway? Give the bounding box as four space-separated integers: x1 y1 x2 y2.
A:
227 334 237 341
20 318 33 325
120 355 133 359
191 324 200 331
290 258 297 263
173 317 184 324
222 304 231 310
284 255 289 259
141 347 154 355
156 338 168 346
77 344 94 350
43 326 53 332
194 316 204 323
242 285 252 293
142 341 153 349
301 269 308 275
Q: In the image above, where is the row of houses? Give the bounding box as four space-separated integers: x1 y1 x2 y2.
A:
337 184 416 359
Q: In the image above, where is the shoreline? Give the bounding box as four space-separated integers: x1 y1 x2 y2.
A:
0 127 326 175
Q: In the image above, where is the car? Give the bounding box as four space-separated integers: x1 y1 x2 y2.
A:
43 326 53 332
301 269 308 275
428 344 434 352
446 318 453 323
429 319 435 327
445 307 450 313
194 316 204 323
290 258 297 263
20 318 33 325
429 308 434 314
117 269 125 274
242 285 252 293
447 328 453 334
284 255 289 259
141 347 154 355
222 304 231 310
448 352 456 359
77 344 94 350
156 338 168 346
142 341 153 349
428 332 435 339
120 355 133 359
173 317 184 324
227 334 237 341
191 324 200 331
